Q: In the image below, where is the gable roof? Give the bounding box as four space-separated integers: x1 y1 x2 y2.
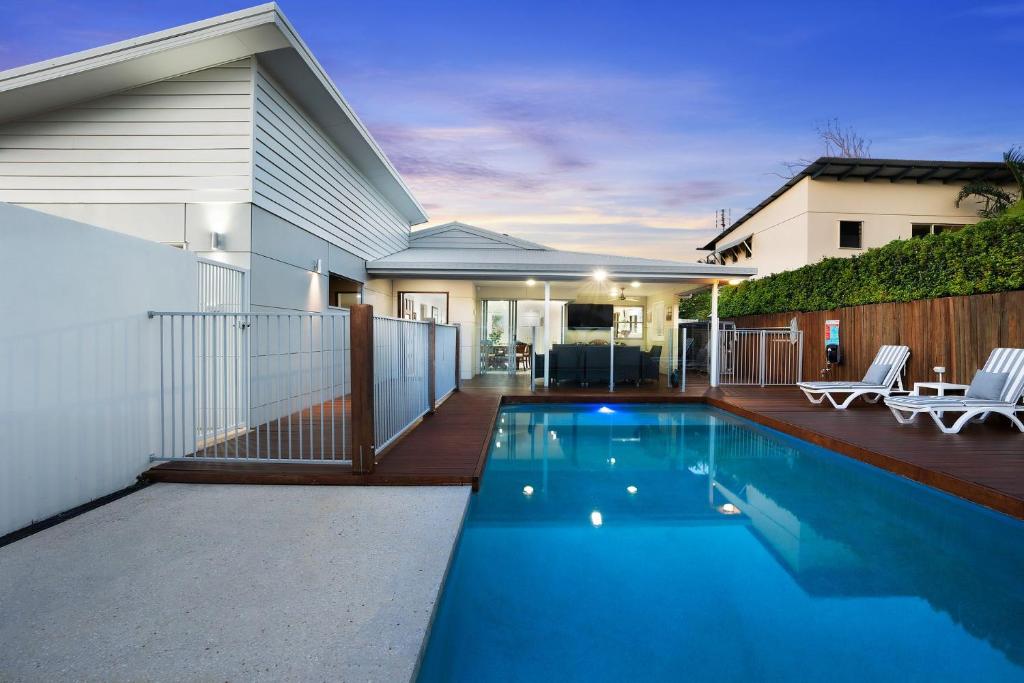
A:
701 156 1012 251
0 3 427 225
410 222 551 250
371 222 755 281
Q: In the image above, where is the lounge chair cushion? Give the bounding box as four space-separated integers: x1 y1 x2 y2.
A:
965 370 1009 401
862 363 891 386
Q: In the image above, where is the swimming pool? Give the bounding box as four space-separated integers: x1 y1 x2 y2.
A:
417 404 1024 682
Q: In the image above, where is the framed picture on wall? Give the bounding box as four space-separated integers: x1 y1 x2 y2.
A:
431 306 440 322
652 301 665 339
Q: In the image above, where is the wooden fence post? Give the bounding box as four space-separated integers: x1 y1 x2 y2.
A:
350 304 375 474
428 320 437 413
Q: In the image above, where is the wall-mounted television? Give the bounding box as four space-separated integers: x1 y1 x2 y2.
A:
567 303 613 329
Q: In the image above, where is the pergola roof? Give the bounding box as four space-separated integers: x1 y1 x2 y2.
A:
702 156 1013 251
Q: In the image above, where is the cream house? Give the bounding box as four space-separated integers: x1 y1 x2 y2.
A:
701 157 1015 277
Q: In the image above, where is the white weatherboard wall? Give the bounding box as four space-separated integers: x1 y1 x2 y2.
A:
252 66 411 261
0 203 197 537
0 59 254 245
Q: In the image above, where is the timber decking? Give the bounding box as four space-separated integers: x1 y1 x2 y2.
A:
145 372 1024 519
146 391 501 489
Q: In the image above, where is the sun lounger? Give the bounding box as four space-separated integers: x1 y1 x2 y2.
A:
885 348 1024 434
797 345 910 409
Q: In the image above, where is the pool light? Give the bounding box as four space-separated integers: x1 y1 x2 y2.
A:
496 440 502 448
549 430 558 440
718 503 741 515
590 510 604 527
523 485 534 496
597 406 615 414
607 457 616 465
626 485 638 495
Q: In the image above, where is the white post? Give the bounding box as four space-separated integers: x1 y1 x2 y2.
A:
609 325 615 391
709 281 720 388
543 282 551 388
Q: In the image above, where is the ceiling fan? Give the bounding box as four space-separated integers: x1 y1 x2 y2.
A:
609 285 641 303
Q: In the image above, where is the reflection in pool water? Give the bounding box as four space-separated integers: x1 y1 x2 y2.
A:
418 405 1024 682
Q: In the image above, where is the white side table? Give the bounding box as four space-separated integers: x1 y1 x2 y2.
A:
911 382 970 397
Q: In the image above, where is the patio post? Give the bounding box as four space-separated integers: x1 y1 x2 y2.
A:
427 319 436 414
350 304 375 474
709 281 720 388
543 282 551 388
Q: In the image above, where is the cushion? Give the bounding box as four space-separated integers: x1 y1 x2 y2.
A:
965 370 1009 401
862 363 892 385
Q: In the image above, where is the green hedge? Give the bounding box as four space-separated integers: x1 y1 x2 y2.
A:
680 211 1024 319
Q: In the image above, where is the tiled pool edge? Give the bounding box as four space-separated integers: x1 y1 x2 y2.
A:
499 394 1024 520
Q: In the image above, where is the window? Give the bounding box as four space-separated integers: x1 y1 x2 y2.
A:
329 273 362 308
911 223 967 239
839 221 862 249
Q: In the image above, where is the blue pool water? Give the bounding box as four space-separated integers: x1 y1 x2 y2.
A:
417 404 1024 682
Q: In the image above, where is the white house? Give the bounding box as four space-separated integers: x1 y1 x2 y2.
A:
700 157 1014 277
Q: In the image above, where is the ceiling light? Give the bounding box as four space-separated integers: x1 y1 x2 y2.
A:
523 485 534 496
728 278 744 286
526 278 536 286
590 510 604 527
630 281 640 288
626 485 638 495
593 269 607 282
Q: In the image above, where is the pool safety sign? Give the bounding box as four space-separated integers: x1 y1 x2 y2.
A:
825 319 841 364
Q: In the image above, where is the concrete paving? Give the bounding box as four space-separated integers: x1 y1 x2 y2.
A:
0 483 470 682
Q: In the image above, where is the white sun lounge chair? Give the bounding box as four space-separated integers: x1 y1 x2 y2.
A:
797 345 910 409
885 348 1024 434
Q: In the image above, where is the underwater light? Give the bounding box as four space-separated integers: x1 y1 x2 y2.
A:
523 485 534 496
607 457 617 465
626 485 638 495
718 503 741 515
597 406 615 414
590 510 604 527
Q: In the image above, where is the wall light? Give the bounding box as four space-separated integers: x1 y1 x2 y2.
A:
526 278 536 286
312 258 323 274
210 232 225 251
593 269 607 282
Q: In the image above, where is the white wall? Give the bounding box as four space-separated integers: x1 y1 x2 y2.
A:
252 66 411 261
392 279 478 379
0 59 254 243
0 203 197 536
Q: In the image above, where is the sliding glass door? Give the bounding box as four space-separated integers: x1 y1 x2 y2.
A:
480 299 566 375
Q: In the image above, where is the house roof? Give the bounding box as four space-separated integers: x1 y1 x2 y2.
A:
410 221 551 250
369 224 756 282
0 3 428 225
701 156 1013 251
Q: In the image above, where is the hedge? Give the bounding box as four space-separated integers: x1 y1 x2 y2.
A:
680 210 1024 319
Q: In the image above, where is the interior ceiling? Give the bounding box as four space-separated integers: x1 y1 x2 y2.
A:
474 279 706 300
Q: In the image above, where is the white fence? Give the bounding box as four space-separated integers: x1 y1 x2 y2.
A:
150 311 352 462
372 315 431 453
435 323 459 400
718 328 803 386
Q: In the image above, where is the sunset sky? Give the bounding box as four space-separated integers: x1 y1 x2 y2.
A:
1 0 1021 260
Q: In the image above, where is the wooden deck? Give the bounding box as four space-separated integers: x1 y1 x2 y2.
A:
146 371 1024 519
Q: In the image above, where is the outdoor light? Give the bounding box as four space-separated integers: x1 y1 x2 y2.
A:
934 366 946 382
590 510 604 527
728 278 744 285
312 258 323 274
593 269 607 281
626 485 638 495
718 503 741 515
630 281 640 288
523 485 534 496
526 278 536 286
210 231 225 251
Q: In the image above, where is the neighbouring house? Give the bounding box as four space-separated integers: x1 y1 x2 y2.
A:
700 157 1016 277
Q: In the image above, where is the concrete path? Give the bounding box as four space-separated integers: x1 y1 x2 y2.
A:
0 483 470 682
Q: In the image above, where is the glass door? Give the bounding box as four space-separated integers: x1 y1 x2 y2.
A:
480 300 513 374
